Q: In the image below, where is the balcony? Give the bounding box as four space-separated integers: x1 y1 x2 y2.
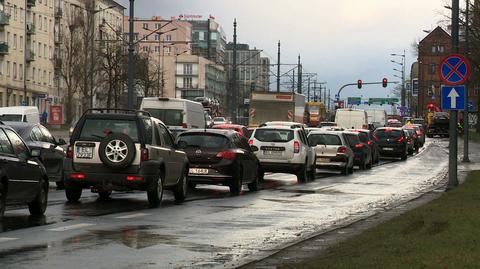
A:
54 57 62 69
27 0 35 7
0 42 8 55
0 11 10 26
26 22 35 35
54 32 62 44
55 7 62 18
26 51 35 62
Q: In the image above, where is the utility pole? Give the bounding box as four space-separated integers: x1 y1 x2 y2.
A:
23 0 27 106
231 19 238 123
448 0 459 188
127 0 135 109
89 0 95 108
463 0 470 162
297 55 302 94
207 19 211 60
328 89 331 112
292 70 295 93
307 77 311 102
277 41 281 93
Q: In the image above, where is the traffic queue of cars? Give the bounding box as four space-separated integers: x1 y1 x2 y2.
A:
0 107 426 220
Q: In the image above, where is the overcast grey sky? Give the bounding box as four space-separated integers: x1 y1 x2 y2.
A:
118 0 448 99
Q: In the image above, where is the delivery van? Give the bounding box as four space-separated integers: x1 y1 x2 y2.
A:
140 97 206 128
334 108 368 129
0 106 40 123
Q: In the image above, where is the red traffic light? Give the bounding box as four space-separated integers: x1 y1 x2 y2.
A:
357 80 362 89
382 78 388 88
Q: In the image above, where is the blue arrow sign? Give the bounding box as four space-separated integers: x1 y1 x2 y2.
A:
441 85 465 110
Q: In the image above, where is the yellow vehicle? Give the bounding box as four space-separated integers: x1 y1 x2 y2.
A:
306 101 326 127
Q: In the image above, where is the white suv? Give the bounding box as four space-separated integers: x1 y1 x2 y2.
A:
249 125 315 182
307 130 354 175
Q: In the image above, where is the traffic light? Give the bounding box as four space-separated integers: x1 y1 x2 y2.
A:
357 80 362 89
382 78 388 88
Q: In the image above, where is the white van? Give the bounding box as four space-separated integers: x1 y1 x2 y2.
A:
334 108 368 129
0 106 40 123
366 109 387 128
140 97 206 129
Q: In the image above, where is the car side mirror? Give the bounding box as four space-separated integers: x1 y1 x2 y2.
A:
31 149 41 157
57 138 67 145
176 140 188 149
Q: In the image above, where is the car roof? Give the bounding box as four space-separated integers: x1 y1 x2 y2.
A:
212 124 245 129
308 130 343 136
376 127 403 131
179 128 237 137
257 125 297 130
261 121 305 127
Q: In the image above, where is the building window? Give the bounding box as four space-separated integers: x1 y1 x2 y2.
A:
134 33 138 41
142 34 148 41
438 45 445 53
155 34 160 41
183 77 192 88
155 23 161 29
44 17 47 32
154 46 160 53
166 35 172 42
19 36 23 51
431 46 436 53
428 64 436 74
143 46 149 52
32 67 36 81
184 64 192 75
39 15 42 30
19 64 23 80
13 62 17 79
6 61 10 77
143 23 149 29
13 34 16 49
164 47 171 55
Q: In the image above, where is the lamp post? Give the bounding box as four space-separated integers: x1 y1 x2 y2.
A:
391 51 406 113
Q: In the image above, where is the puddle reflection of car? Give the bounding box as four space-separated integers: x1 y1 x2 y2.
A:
176 129 260 195
6 122 67 187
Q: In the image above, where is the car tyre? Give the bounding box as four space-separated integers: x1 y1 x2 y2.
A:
65 186 82 202
55 180 64 189
348 163 354 174
173 168 188 203
230 165 243 195
28 178 48 216
147 173 164 208
98 191 112 200
401 151 408 161
187 182 197 189
367 156 373 169
0 180 6 220
342 164 349 175
98 133 136 169
296 163 308 183
247 169 260 192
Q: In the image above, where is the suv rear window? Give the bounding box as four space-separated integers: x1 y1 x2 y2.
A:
79 119 139 142
144 109 183 126
357 132 369 143
254 129 294 142
308 134 342 146
375 129 402 139
344 133 361 147
177 133 230 149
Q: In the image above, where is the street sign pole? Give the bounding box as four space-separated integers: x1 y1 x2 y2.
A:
463 84 470 162
449 0 460 189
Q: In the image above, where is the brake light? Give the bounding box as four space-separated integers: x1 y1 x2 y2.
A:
397 136 405 143
141 148 149 161
216 151 237 160
70 172 86 180
337 146 347 154
126 175 143 181
67 145 73 158
355 143 364 149
182 123 188 128
362 124 368 129
248 139 253 145
293 141 300 153
367 140 373 146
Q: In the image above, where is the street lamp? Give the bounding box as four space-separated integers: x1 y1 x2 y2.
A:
391 51 406 112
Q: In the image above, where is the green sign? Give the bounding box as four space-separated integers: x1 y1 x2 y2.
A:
368 98 399 105
347 97 362 105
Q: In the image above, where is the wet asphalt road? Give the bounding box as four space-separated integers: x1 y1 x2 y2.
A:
0 139 452 268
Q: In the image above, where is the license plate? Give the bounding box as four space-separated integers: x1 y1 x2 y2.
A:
76 146 93 159
317 158 330 163
383 147 394 151
189 168 209 175
264 150 282 156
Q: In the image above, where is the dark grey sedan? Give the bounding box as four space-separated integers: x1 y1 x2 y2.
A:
5 122 67 187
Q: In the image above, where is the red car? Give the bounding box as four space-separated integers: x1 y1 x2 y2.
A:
212 124 249 138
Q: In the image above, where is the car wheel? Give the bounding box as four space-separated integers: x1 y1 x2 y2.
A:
98 191 112 200
401 151 408 161
348 163 354 174
308 165 316 181
360 160 367 170
0 180 6 220
98 133 136 169
229 165 243 195
147 173 164 208
342 164 349 175
173 168 188 203
65 186 82 202
28 178 48 216
247 169 260 192
367 156 373 169
187 182 197 189
296 162 308 183
408 148 414 155
56 180 64 189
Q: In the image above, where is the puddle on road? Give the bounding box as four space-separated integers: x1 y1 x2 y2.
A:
0 215 64 233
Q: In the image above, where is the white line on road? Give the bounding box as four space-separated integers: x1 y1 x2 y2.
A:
114 213 150 219
0 237 18 242
47 223 93 232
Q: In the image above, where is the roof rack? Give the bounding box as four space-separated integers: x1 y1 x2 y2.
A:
82 108 152 117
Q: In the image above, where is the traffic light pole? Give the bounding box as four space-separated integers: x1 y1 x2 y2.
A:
336 81 399 103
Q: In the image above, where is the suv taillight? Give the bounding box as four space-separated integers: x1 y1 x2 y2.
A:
355 143 364 149
67 145 73 159
216 151 236 160
293 141 300 153
141 148 149 161
248 139 253 145
397 136 405 143
337 146 347 154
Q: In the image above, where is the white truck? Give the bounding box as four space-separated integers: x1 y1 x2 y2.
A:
334 108 368 129
366 109 387 129
140 97 206 129
248 92 306 127
0 106 40 123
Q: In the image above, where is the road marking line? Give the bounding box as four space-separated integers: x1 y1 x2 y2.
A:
114 213 150 219
0 237 18 242
48 223 93 232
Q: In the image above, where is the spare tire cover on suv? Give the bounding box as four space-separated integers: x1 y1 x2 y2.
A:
99 133 136 169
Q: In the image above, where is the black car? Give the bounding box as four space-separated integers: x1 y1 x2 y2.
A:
6 122 67 187
351 129 380 164
0 123 48 219
374 127 408 160
343 131 373 170
177 129 260 195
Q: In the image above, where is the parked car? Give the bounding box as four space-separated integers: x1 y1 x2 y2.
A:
349 129 380 164
64 108 189 207
0 106 40 123
249 125 315 182
140 97 206 129
0 123 48 219
212 124 249 138
373 127 408 160
343 131 373 170
307 130 354 175
6 122 67 187
177 129 260 195
213 117 227 125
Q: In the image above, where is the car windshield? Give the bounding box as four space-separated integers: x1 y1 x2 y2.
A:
143 109 183 126
308 134 342 146
254 129 294 142
213 117 226 122
0 114 23 122
177 133 229 149
375 129 402 139
79 119 139 142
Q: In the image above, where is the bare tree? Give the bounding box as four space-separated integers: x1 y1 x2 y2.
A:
96 40 126 108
